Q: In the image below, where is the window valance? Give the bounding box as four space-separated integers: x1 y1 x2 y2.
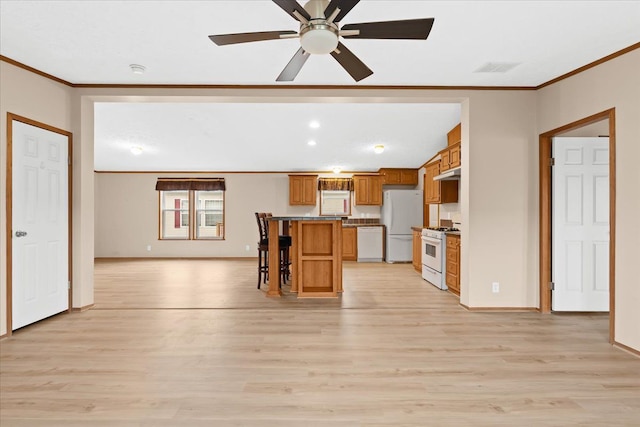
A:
318 177 353 191
155 178 226 191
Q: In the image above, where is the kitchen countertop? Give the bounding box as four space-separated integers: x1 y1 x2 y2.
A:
268 216 347 221
411 226 425 232
343 223 383 228
445 231 461 236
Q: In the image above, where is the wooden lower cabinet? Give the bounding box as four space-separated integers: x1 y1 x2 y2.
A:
342 227 357 261
412 229 422 273
446 234 461 295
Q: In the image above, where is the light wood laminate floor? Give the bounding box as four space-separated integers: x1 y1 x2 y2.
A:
1 259 639 426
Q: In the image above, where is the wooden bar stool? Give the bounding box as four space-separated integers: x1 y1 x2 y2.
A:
255 212 291 289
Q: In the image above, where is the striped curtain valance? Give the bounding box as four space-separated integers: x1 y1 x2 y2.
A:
155 178 226 191
318 178 353 191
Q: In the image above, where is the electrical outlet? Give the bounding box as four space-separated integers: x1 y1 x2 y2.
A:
146 245 151 252
492 282 500 293
245 244 250 251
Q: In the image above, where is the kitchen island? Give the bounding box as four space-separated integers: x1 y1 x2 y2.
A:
267 216 345 298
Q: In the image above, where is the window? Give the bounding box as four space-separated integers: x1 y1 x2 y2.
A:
195 191 224 238
156 178 225 240
320 190 351 216
318 177 353 216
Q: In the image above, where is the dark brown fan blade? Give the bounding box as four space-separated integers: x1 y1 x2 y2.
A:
330 42 372 82
323 0 360 22
341 18 435 40
276 47 310 81
209 31 297 46
272 0 311 22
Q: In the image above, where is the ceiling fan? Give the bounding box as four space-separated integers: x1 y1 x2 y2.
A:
208 0 435 82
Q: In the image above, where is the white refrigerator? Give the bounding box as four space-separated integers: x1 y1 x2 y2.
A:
380 189 423 263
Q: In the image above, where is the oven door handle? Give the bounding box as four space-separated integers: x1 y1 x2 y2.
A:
421 236 441 246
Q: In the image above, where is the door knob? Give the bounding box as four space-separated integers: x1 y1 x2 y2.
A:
15 231 27 238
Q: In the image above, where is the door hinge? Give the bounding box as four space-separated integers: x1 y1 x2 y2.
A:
549 157 555 167
549 281 555 290
68 156 71 165
68 281 71 290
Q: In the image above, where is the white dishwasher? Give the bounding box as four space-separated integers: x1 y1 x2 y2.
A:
357 226 384 262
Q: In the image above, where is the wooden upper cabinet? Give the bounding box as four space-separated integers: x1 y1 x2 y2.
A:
378 168 419 186
441 123 462 172
449 143 461 169
447 123 461 146
440 142 461 172
424 161 458 204
353 174 383 205
289 174 318 206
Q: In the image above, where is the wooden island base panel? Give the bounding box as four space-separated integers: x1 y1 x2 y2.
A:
267 216 345 298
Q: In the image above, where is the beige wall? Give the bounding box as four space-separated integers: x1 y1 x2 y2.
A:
2 50 638 352
537 49 640 350
0 62 74 335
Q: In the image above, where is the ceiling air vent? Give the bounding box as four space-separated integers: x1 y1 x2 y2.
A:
474 62 520 73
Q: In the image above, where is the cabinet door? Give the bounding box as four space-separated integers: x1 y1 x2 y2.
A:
440 149 451 172
400 169 419 185
412 230 422 272
447 123 461 146
342 227 357 261
354 175 382 205
445 235 460 294
289 175 317 205
449 143 461 169
381 169 401 185
369 176 383 205
424 162 440 203
353 176 370 205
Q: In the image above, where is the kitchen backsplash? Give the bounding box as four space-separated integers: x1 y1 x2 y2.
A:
343 218 381 225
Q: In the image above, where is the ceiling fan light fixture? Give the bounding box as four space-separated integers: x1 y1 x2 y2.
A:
130 146 143 155
300 22 339 55
374 144 385 154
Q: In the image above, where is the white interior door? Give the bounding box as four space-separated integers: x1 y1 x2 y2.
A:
11 120 69 330
552 137 609 311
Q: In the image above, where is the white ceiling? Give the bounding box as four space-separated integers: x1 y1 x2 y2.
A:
2 1 638 171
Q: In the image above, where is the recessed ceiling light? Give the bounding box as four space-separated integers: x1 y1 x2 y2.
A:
374 144 385 154
308 140 317 146
130 146 143 155
129 64 146 75
309 120 320 129
332 166 342 174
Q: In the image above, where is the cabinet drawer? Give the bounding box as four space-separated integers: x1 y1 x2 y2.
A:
447 251 457 262
447 260 457 273
446 237 459 248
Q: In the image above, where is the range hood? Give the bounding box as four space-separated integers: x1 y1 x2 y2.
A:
433 166 461 181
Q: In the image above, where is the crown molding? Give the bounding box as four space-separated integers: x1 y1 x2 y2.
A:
3 41 639 91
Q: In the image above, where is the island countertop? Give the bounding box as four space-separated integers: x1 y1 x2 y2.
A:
268 216 347 221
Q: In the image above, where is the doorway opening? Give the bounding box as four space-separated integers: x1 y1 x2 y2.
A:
539 108 616 342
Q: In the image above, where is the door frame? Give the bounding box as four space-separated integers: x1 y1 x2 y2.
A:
539 108 616 342
5 112 73 336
